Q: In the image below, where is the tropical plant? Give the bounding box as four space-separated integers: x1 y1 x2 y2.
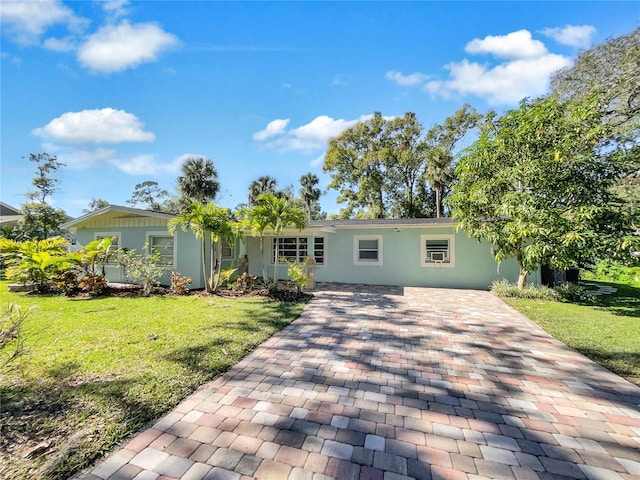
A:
299 173 322 221
177 156 219 204
0 237 71 290
248 175 278 207
170 271 193 295
246 194 307 290
284 257 309 294
121 245 166 296
168 201 236 292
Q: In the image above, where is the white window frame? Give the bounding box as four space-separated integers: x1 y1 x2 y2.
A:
272 237 308 264
94 232 120 265
420 234 455 268
146 231 176 268
313 236 327 267
94 232 120 246
353 235 383 266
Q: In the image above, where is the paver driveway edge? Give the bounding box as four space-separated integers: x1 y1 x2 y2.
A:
76 284 640 480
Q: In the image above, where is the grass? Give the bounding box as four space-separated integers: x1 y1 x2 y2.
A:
0 281 306 480
503 280 640 387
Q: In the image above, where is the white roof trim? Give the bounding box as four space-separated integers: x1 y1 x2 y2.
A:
61 205 175 228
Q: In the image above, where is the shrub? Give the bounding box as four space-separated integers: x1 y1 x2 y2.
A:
170 271 192 295
53 270 81 296
491 279 559 300
78 272 108 296
553 282 596 302
121 246 166 296
215 267 237 290
235 272 256 292
284 258 308 294
582 260 640 285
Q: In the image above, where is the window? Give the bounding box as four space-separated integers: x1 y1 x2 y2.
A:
421 234 455 268
273 237 308 263
221 238 233 259
313 237 325 266
95 234 119 247
149 235 174 266
94 232 120 264
353 235 383 266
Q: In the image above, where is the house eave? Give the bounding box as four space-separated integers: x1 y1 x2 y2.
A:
61 205 175 229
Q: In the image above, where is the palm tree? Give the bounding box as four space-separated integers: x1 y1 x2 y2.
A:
169 201 236 292
246 193 306 289
247 176 278 207
299 173 321 221
177 157 219 205
424 148 454 218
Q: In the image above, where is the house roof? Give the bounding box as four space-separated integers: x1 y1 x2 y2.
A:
0 201 23 224
61 205 175 229
308 217 457 228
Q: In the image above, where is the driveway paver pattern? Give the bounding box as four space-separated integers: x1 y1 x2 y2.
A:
78 284 640 480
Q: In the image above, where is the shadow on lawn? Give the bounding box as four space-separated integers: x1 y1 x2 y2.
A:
581 281 640 318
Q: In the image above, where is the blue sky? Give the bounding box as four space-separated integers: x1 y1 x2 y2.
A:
1 1 638 217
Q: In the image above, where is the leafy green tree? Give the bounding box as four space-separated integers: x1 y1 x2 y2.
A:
25 153 65 204
551 28 640 218
177 156 219 204
83 198 110 214
126 181 171 211
245 194 306 289
299 173 322 220
17 203 68 240
325 112 427 218
16 153 68 240
449 95 635 289
248 176 278 207
424 104 482 218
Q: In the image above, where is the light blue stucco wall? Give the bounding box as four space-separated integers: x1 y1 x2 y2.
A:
245 226 539 290
74 226 206 288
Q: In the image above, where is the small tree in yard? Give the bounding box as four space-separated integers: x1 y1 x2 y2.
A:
0 237 70 290
448 95 637 289
121 246 166 296
246 194 306 290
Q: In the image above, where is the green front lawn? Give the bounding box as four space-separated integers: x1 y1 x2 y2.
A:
0 282 306 480
504 280 640 386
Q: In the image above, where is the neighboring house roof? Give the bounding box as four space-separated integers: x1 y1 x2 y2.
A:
0 201 23 225
309 217 457 228
61 205 175 229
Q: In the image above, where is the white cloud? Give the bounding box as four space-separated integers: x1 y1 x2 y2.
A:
43 37 76 52
310 154 326 168
252 119 290 141
423 29 572 105
541 25 596 48
77 20 179 73
110 154 183 175
102 0 132 20
255 114 394 153
426 54 571 105
42 143 118 170
465 30 548 59
33 108 156 144
0 0 87 45
385 70 429 87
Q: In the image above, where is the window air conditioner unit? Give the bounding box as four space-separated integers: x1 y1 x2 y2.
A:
430 251 446 262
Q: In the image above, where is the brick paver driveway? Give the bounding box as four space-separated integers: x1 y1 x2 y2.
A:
80 284 640 480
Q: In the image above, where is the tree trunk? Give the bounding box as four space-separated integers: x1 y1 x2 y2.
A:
272 236 279 291
259 236 268 285
201 238 209 292
209 235 215 292
435 187 441 218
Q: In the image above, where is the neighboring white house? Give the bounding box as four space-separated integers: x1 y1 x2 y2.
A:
62 206 539 290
